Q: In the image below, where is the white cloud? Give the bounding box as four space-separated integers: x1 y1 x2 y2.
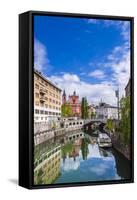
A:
88 70 105 79
90 164 107 175
87 31 130 99
63 73 80 82
34 38 49 72
87 19 130 42
87 144 101 158
87 19 130 96
104 20 130 42
87 19 98 24
45 21 130 105
48 73 117 105
120 21 130 41
61 157 80 171
105 42 130 97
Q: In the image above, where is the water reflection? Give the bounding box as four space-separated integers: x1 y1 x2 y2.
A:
34 144 61 184
34 132 130 185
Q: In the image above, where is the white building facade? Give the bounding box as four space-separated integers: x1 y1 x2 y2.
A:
96 103 119 120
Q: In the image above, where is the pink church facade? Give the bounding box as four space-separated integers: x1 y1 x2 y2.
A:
62 90 81 117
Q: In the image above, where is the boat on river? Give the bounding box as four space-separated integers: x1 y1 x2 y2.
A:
98 133 112 148
93 130 100 135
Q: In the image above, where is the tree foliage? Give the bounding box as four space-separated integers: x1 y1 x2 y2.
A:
91 111 96 119
81 138 89 160
119 96 131 144
106 119 115 131
81 97 89 119
61 103 73 117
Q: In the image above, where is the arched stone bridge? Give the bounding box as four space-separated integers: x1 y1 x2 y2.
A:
83 118 107 133
84 118 107 125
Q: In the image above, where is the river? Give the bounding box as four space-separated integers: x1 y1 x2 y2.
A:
34 132 131 185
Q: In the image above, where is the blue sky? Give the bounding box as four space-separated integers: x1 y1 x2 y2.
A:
34 15 130 105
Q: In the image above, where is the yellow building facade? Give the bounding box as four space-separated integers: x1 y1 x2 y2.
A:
34 70 62 123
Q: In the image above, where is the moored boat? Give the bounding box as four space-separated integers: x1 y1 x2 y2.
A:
98 133 112 148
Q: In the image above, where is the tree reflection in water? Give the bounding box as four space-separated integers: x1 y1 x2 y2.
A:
81 138 89 160
34 132 131 185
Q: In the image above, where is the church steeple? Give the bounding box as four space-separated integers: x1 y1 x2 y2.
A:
62 89 66 104
63 89 66 97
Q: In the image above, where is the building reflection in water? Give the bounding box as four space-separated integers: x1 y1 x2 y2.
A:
61 133 90 162
34 133 131 184
34 144 61 185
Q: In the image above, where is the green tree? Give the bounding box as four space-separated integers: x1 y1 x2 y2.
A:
62 143 73 158
119 96 131 144
106 119 115 131
61 103 73 117
81 97 89 119
81 138 89 160
51 120 56 129
91 112 96 119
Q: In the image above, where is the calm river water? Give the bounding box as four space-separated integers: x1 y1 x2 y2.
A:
34 132 131 185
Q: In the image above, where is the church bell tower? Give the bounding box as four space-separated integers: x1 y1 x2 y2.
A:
62 89 66 104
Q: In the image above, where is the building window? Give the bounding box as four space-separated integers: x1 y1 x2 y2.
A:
40 103 44 107
35 76 39 81
35 93 39 98
35 109 39 114
35 84 39 89
40 110 44 114
36 101 39 106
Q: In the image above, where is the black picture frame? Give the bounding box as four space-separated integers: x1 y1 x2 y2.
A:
19 10 134 189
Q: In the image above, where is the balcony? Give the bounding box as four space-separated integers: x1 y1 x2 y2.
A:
40 87 46 95
40 96 45 102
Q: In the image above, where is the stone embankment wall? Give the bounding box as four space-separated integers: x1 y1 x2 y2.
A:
105 129 131 160
54 126 83 137
34 122 84 146
34 129 55 146
34 122 50 135
111 133 131 160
